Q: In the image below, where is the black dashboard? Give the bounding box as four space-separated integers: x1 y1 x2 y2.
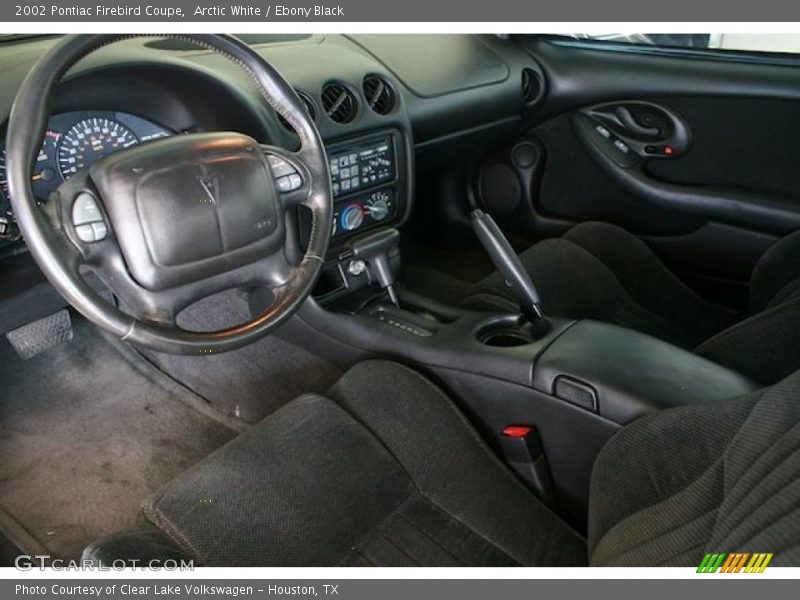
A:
0 34 547 328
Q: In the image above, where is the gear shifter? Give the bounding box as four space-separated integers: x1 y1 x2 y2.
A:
471 209 543 321
347 228 401 306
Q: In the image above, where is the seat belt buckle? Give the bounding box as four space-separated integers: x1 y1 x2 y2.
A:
500 425 556 508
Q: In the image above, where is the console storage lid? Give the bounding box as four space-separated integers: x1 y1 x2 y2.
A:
533 320 759 425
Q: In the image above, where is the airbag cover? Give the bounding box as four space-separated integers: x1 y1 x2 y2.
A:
90 132 281 291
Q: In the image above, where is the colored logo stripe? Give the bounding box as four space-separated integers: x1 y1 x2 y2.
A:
697 553 726 573
746 553 773 573
697 552 773 573
721 553 749 573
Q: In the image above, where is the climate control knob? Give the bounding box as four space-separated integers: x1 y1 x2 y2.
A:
340 203 365 232
365 191 391 221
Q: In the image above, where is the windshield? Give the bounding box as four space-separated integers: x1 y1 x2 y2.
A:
0 34 58 42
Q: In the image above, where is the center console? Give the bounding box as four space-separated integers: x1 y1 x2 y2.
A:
277 283 757 529
283 128 757 531
281 190 758 530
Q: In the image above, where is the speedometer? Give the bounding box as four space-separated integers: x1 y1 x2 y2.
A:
58 117 138 179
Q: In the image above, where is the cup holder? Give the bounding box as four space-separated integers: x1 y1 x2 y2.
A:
476 315 552 348
480 329 534 347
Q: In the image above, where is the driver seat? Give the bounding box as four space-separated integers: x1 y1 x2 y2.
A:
83 360 800 566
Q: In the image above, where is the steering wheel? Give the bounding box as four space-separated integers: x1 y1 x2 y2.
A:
6 35 332 354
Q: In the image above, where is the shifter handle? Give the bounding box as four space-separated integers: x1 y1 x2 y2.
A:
471 209 543 320
348 228 401 306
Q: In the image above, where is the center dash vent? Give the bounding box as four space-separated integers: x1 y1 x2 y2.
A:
521 68 544 104
277 91 316 133
363 75 396 115
321 83 357 124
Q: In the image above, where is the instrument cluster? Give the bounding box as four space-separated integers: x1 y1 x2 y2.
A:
0 110 172 242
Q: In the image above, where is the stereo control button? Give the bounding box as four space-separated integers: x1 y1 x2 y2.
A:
267 155 297 178
74 224 96 243
276 173 303 193
72 193 102 226
71 193 108 243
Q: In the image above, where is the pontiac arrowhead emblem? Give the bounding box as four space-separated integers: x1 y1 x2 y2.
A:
198 173 217 204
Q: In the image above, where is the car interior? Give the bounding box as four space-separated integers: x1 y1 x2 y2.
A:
0 33 799 567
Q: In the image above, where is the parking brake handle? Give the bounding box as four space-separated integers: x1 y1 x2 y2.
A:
471 209 543 321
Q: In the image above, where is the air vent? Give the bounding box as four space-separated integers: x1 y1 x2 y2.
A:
521 68 544 104
363 75 396 115
321 83 357 124
277 91 316 133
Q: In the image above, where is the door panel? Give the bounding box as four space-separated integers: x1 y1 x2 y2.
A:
572 104 800 235
474 37 800 299
645 97 800 199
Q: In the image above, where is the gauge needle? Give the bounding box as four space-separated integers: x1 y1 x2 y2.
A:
31 168 54 182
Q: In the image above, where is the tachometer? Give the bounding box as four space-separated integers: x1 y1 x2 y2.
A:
0 131 60 240
58 117 138 179
0 131 59 199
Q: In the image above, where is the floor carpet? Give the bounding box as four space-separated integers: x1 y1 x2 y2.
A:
0 315 238 560
144 289 344 423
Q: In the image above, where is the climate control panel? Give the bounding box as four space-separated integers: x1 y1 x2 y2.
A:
298 129 406 256
333 189 395 237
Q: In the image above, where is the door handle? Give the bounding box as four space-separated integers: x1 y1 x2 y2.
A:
578 100 692 160
615 106 661 137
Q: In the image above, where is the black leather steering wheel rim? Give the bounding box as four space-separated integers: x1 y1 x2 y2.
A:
6 34 332 354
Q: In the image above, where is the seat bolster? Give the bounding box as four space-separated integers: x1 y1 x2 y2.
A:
137 393 415 566
86 364 587 567
750 228 800 313
463 222 734 348
592 369 800 566
81 524 195 567
695 296 800 385
588 389 759 564
563 222 736 339
464 237 630 323
328 360 588 567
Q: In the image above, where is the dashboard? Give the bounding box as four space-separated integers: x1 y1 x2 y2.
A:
0 34 548 330
0 110 173 240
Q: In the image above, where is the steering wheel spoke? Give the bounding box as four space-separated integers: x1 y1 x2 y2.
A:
261 144 317 209
49 170 113 257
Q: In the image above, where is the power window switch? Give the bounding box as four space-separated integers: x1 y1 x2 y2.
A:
613 139 629 154
595 125 611 138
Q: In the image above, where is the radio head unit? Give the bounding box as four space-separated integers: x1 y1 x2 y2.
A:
328 135 395 198
298 129 408 254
